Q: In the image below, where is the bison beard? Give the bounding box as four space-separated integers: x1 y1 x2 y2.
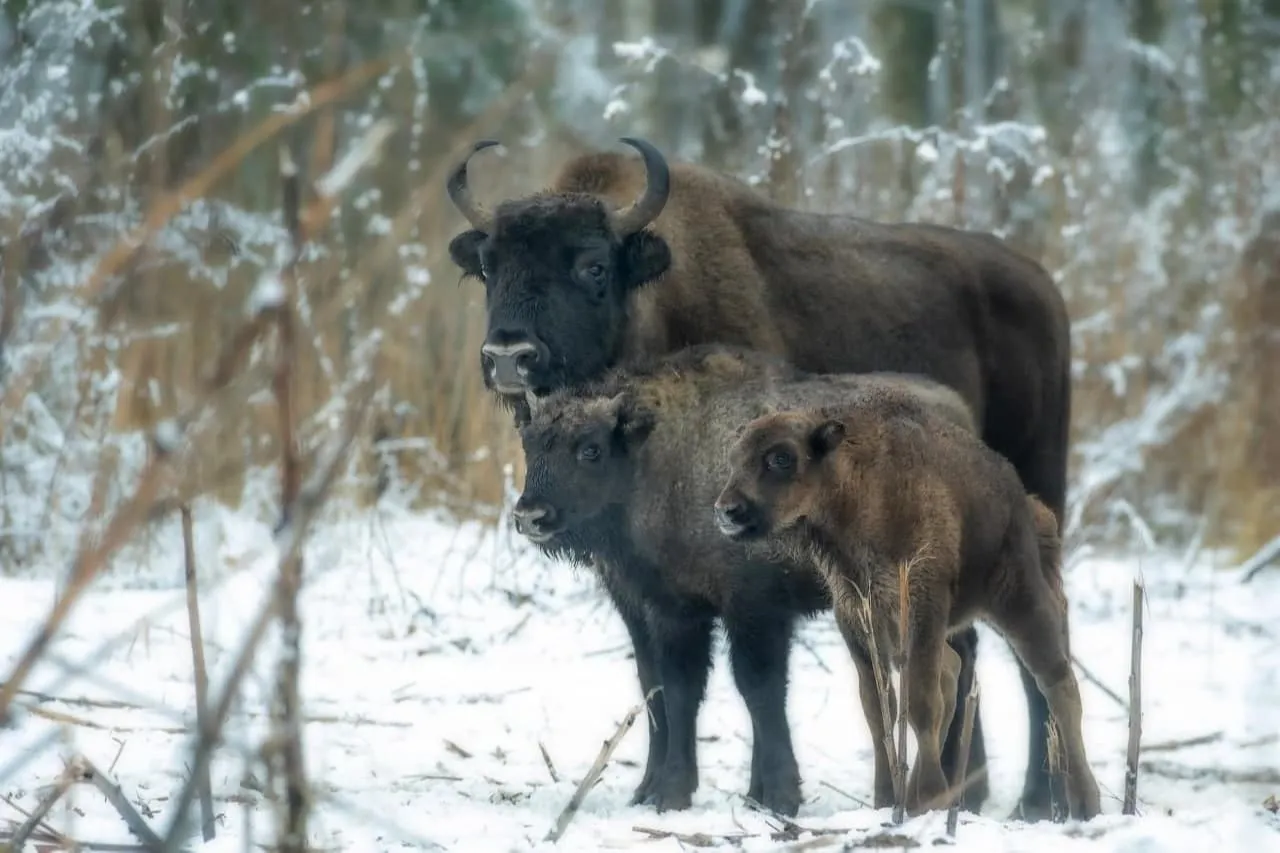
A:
449 137 1073 820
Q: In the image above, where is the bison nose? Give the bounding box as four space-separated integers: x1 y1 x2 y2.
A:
512 500 561 542
713 496 758 539
481 335 547 393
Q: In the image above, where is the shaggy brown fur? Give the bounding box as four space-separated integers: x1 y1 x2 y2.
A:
514 345 979 816
715 401 1101 820
448 137 1073 817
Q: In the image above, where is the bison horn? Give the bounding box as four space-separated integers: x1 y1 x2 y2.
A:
611 137 671 237
446 139 501 232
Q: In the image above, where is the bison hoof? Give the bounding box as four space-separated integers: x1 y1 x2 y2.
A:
1009 793 1056 823
640 780 695 812
629 775 659 807
748 772 802 817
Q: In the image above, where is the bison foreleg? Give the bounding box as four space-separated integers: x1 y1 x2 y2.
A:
644 608 715 812
723 605 803 817
612 600 668 806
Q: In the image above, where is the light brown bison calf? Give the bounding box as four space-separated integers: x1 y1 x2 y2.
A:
714 397 1101 821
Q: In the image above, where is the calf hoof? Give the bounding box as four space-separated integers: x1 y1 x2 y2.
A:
1068 774 1103 822
905 765 950 817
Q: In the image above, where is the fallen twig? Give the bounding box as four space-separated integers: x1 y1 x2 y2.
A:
180 504 215 843
1072 654 1127 711
78 755 165 849
1239 532 1280 584
539 741 560 784
5 764 76 851
1142 731 1224 753
15 704 185 734
544 690 652 843
818 779 869 808
1123 578 1145 816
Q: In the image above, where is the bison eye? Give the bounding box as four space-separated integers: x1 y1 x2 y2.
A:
586 263 605 279
765 449 795 472
577 442 602 463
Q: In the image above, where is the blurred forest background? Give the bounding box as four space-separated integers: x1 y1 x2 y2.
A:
1 0 1278 574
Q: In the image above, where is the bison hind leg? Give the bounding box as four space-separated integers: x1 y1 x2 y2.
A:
985 543 1102 822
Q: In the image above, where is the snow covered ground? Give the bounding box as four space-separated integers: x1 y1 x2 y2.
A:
1 503 1278 851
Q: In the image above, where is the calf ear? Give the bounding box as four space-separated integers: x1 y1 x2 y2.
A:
809 419 846 458
448 230 486 280
619 230 671 291
610 392 656 447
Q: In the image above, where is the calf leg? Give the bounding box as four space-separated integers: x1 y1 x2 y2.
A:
835 619 896 809
645 609 715 812
902 607 953 816
614 602 668 805
723 606 803 816
987 557 1101 821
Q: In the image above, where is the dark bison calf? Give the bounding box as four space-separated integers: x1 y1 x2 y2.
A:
513 344 980 816
714 398 1102 820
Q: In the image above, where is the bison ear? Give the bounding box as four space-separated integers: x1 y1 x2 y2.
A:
809 419 846 458
448 230 486 280
609 393 656 447
619 230 671 291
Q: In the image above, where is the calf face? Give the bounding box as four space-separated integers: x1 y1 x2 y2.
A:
714 411 847 542
514 393 655 547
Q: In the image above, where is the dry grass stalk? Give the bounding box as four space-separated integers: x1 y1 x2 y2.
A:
1123 579 1145 816
891 557 913 826
180 504 215 842
944 678 980 836
0 52 401 448
543 688 654 844
1046 718 1066 823
855 593 902 810
269 142 309 853
160 380 377 850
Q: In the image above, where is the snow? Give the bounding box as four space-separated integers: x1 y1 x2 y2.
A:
1 505 1277 851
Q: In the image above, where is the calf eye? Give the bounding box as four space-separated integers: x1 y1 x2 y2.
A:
765 449 794 471
586 263 605 279
577 443 602 463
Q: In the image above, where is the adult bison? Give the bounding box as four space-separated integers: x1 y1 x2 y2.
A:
446 137 1072 821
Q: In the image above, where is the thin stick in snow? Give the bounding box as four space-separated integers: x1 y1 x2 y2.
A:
945 678 980 836
543 689 653 843
1123 579 1145 815
181 504 216 842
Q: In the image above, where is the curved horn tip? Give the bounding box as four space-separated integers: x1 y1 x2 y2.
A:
611 137 671 236
471 139 502 154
